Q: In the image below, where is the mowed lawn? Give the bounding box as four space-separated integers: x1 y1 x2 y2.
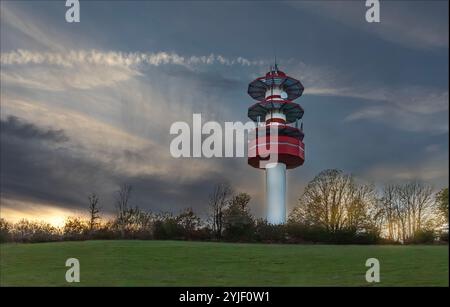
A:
0 240 448 286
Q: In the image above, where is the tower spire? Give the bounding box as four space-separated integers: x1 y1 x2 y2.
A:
274 54 278 73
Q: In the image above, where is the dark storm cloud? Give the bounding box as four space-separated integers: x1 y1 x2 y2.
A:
1 116 113 208
0 116 68 143
0 116 231 216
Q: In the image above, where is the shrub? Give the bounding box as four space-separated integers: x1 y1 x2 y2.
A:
189 227 213 241
254 220 286 243
90 223 118 240
222 193 255 242
0 218 12 243
13 219 61 243
63 217 88 241
153 218 183 240
286 223 325 243
352 230 380 245
285 222 380 244
407 229 436 244
439 231 449 243
177 208 201 240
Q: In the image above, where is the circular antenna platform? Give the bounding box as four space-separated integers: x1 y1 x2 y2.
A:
247 71 304 101
248 100 304 123
248 124 304 140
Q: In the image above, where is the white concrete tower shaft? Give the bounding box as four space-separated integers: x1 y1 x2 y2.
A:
264 74 287 225
266 162 286 224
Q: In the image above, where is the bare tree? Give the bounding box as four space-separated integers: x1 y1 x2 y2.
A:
378 185 399 241
291 169 375 232
436 187 449 225
208 183 233 240
399 181 435 239
379 182 436 242
345 181 377 230
132 210 155 231
115 184 132 238
88 193 101 232
177 208 201 240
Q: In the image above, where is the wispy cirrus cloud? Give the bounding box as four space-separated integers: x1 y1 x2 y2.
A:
1 64 140 91
289 0 449 50
0 3 65 51
363 151 449 185
345 104 449 134
342 87 448 133
290 61 449 133
322 85 449 116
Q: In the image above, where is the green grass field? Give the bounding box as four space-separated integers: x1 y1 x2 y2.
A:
0 240 448 286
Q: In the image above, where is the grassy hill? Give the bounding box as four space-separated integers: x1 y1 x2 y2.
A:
0 240 448 286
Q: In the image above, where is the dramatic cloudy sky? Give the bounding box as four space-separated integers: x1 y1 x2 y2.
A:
0 0 448 225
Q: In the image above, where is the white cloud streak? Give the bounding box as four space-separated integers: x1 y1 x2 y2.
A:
1 49 263 68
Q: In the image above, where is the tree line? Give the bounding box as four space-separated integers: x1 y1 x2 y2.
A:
1 169 448 244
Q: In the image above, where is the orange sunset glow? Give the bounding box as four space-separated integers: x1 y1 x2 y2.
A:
0 198 90 227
